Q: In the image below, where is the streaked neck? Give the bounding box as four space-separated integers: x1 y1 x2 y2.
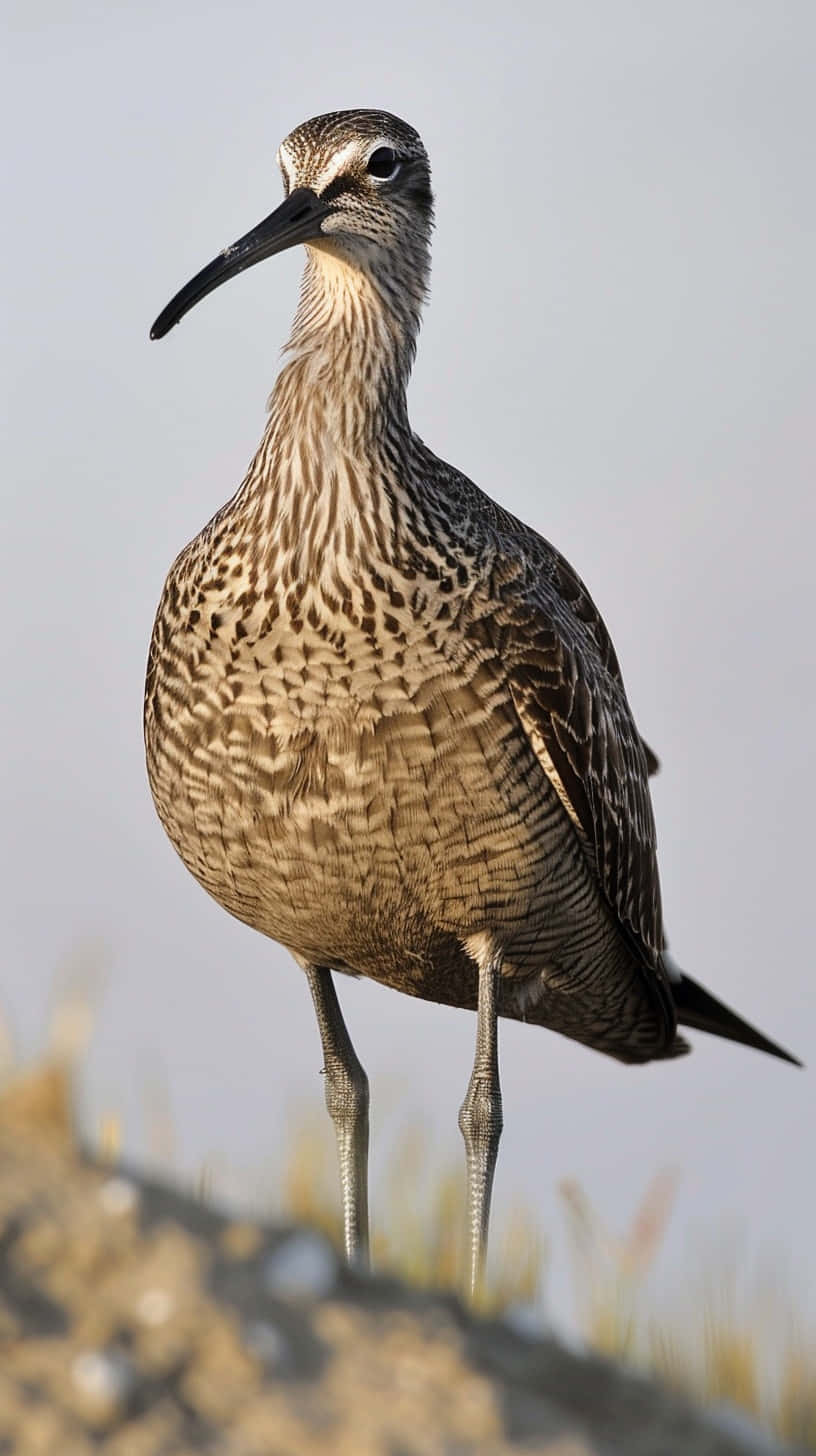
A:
235 246 427 572
267 245 420 451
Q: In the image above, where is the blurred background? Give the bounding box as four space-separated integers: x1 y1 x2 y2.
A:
3 0 814 1344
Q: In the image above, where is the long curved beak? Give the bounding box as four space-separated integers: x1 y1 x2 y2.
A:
150 187 329 339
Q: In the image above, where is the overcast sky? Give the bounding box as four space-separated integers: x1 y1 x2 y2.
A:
4 0 814 1327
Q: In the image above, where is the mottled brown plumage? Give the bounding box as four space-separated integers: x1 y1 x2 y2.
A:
146 109 798 1289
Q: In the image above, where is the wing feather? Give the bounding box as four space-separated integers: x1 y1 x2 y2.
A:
496 544 664 964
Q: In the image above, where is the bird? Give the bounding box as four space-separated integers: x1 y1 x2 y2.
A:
145 108 800 1297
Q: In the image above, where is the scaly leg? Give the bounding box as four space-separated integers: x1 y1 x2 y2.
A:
458 941 503 1299
305 964 370 1268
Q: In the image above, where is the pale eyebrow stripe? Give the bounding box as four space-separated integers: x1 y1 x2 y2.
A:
312 139 363 192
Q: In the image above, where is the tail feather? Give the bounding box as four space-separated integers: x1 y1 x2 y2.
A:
672 972 802 1067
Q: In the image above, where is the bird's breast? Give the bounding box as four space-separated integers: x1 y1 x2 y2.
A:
144 559 548 973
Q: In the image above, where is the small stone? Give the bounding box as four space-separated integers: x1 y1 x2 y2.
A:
503 1301 546 1338
261 1231 337 1299
136 1287 175 1326
245 1319 287 1366
98 1177 138 1216
71 1349 134 1417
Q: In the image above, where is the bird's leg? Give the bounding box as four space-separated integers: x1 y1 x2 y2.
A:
305 965 370 1269
458 942 503 1300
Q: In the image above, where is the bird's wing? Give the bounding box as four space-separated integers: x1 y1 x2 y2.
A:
496 541 664 965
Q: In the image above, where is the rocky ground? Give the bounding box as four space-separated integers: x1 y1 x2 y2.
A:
0 1061 800 1455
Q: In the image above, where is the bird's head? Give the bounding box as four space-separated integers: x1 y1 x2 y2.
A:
151 110 434 340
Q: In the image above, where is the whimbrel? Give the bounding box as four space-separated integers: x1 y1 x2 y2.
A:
146 109 799 1295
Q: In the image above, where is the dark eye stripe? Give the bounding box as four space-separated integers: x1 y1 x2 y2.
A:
320 173 356 203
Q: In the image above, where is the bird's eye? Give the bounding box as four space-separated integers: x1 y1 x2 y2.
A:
366 146 400 181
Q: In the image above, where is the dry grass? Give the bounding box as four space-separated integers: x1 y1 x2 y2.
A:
281 1106 545 1314
558 1172 816 1450
284 1118 816 1448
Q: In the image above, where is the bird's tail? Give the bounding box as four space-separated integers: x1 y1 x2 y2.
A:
669 969 801 1066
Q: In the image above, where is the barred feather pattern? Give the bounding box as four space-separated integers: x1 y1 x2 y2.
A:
145 110 684 1065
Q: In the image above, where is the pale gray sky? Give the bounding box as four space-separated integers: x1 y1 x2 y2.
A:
4 1 814 1325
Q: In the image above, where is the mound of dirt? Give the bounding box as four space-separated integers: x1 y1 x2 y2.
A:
0 1064 793 1454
